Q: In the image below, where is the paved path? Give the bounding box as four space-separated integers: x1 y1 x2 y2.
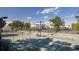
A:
2 31 79 46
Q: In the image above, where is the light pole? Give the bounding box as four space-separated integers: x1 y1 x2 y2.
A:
39 21 42 36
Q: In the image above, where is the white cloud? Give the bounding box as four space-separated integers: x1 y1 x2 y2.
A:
26 16 32 19
65 14 74 19
65 20 76 28
64 14 77 27
44 16 48 19
40 7 59 14
36 7 59 15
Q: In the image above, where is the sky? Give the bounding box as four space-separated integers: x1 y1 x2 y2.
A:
0 7 79 27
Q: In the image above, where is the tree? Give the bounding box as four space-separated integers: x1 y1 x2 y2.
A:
8 20 24 31
0 17 7 39
50 16 64 32
72 15 79 30
75 16 79 22
0 17 7 51
72 23 79 30
23 22 30 30
8 23 14 30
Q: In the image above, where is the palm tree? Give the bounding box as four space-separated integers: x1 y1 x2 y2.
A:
8 20 24 31
23 22 30 30
50 16 64 32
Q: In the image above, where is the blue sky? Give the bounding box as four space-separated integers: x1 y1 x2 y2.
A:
0 7 79 26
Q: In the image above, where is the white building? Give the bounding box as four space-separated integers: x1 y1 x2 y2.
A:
66 25 72 29
30 21 54 30
44 21 54 29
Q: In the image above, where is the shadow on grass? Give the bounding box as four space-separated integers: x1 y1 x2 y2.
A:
9 38 75 51
9 38 51 51
74 45 79 50
0 39 11 51
0 38 78 51
48 41 73 51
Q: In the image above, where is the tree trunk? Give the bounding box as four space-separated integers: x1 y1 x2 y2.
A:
0 29 1 40
0 29 2 50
